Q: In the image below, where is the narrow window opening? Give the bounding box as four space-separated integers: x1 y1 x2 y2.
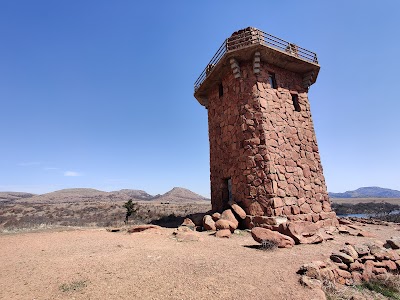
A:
292 94 301 112
219 83 223 98
268 73 277 89
223 178 232 205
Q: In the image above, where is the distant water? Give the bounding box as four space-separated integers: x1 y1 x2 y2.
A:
338 210 400 218
337 213 370 218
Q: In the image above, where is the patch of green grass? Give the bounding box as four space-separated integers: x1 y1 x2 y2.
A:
361 280 400 300
59 280 88 293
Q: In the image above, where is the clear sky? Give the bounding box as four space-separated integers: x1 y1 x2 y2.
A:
1 1 399 197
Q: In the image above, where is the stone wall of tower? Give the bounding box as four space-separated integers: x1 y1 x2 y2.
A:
207 58 336 224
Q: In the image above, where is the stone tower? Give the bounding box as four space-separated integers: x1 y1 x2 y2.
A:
194 27 337 228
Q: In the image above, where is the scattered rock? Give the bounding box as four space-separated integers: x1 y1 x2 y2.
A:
299 275 322 289
357 231 375 238
203 215 216 231
382 260 397 271
215 219 236 232
228 200 247 219
127 225 161 233
335 262 348 270
330 252 354 264
300 240 400 290
176 226 193 232
173 231 200 242
386 237 400 249
211 212 221 221
298 262 322 279
372 267 387 275
334 268 352 279
186 213 206 227
180 218 196 230
360 255 375 262
216 229 231 238
338 218 353 225
286 221 323 244
349 261 364 272
351 271 363 285
340 245 359 259
353 244 370 256
367 242 383 255
106 228 121 232
220 209 239 229
251 227 294 248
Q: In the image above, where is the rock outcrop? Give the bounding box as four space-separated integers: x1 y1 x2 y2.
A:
251 227 295 248
299 238 400 287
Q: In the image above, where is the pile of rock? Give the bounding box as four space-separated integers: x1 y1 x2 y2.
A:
299 238 400 288
348 217 399 227
201 200 247 238
181 200 340 243
177 200 247 238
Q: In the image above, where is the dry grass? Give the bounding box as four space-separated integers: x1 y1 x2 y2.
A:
0 201 211 232
331 198 400 205
322 274 400 300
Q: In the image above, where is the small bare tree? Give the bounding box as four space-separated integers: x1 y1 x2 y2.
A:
123 199 138 225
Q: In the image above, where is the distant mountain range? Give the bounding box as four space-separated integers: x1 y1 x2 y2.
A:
2 186 398 204
0 187 210 204
329 187 400 198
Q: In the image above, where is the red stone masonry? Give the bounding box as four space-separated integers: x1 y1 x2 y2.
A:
195 28 337 228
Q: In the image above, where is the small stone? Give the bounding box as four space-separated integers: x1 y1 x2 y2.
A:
203 215 216 231
385 250 400 261
374 251 387 261
367 242 383 255
335 268 352 279
299 275 322 289
251 227 295 248
286 221 322 244
349 261 365 272
382 260 397 271
360 255 375 262
351 272 363 285
181 218 196 230
127 225 161 233
330 252 354 264
386 238 400 249
353 244 370 256
228 200 247 219
174 231 200 242
340 245 359 259
372 267 387 275
335 263 348 270
215 229 231 238
298 262 322 279
395 260 400 269
220 209 239 229
215 219 236 232
211 212 221 221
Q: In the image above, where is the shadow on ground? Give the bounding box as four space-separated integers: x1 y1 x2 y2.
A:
150 214 185 228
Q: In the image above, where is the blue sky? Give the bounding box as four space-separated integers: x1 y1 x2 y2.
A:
1 1 399 197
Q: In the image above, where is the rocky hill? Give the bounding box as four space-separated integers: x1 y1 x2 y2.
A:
329 186 400 198
0 192 36 203
3 187 209 204
152 187 209 203
111 189 154 201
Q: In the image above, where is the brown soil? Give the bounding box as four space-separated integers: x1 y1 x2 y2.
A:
1 223 399 300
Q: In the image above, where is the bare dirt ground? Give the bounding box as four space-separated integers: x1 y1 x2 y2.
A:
1 222 399 300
